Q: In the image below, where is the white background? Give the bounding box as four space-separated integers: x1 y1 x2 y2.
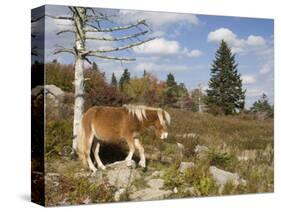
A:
0 0 279 211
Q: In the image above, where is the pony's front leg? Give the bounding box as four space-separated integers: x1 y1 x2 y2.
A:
125 139 136 167
134 138 146 168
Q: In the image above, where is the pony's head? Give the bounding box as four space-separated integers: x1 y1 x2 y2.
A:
153 109 170 140
123 104 171 140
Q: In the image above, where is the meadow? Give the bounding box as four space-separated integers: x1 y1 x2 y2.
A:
44 106 273 205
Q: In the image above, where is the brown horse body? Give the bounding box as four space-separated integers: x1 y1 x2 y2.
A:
76 104 170 172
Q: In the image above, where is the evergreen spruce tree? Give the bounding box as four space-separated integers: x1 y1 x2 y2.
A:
111 73 118 88
206 40 245 115
250 93 273 118
166 73 177 87
119 68 130 90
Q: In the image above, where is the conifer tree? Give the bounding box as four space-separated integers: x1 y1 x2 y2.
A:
206 40 245 115
119 68 130 90
111 73 118 88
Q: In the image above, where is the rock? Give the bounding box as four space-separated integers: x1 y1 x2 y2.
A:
106 160 140 188
237 150 257 161
31 85 44 97
114 188 126 201
194 145 209 159
106 160 136 169
82 197 91 204
144 171 164 181
175 133 198 139
209 166 246 192
177 142 185 150
178 162 195 173
161 155 173 163
183 186 200 196
129 188 172 201
45 84 64 99
147 179 164 189
186 133 198 138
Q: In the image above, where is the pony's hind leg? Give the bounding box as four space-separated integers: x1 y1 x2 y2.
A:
85 132 97 173
92 141 106 170
125 138 136 167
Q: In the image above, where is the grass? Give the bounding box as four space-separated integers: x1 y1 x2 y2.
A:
44 108 274 205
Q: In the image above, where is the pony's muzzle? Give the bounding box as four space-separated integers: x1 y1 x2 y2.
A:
160 132 168 140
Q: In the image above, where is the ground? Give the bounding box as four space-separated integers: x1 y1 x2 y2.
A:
43 108 273 206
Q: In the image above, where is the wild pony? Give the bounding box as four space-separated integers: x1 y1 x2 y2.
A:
76 104 171 172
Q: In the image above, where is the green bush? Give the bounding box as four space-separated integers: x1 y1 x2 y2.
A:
46 120 72 158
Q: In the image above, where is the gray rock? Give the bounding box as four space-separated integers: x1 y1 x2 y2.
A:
45 85 65 106
183 186 200 196
237 150 257 161
209 166 246 192
114 188 126 201
129 188 172 201
82 197 91 204
194 145 209 159
144 171 164 181
106 160 140 188
147 178 164 189
178 162 195 173
106 160 136 169
31 85 43 97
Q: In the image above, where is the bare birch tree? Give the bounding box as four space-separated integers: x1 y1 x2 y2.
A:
47 7 154 156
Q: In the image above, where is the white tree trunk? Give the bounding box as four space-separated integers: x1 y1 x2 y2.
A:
72 8 86 153
72 53 84 152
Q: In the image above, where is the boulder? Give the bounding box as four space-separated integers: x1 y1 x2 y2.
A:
106 160 140 188
209 166 246 192
45 84 64 106
114 188 126 201
178 162 195 173
194 145 209 159
129 188 172 201
147 178 164 189
237 150 257 161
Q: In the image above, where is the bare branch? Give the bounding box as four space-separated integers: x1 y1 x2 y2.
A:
86 19 147 32
82 37 154 55
56 30 75 35
45 14 74 21
86 30 148 42
87 54 136 61
54 48 75 55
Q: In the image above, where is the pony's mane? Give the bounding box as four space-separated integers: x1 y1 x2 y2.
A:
123 104 171 126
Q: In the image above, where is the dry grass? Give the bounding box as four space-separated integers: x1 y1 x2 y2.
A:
44 108 273 205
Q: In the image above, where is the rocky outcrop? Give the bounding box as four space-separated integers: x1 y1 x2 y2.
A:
178 162 195 173
209 166 246 192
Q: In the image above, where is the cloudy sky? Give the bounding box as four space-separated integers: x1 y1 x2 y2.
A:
36 5 274 108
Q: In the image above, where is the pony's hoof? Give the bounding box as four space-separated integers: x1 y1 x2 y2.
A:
70 151 78 160
138 160 146 168
99 165 106 171
141 166 148 172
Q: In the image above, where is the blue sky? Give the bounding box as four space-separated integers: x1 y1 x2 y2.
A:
38 5 274 108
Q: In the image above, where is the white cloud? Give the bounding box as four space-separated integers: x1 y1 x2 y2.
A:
133 38 202 58
135 62 190 72
242 75 256 84
133 38 180 55
247 88 266 97
260 61 273 74
207 28 268 54
117 10 199 28
183 49 203 57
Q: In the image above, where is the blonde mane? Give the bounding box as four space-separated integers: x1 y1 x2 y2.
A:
123 104 171 126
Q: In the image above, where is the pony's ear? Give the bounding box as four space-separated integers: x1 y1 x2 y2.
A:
164 110 171 125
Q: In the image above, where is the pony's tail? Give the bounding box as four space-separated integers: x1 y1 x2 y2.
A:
77 121 87 166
